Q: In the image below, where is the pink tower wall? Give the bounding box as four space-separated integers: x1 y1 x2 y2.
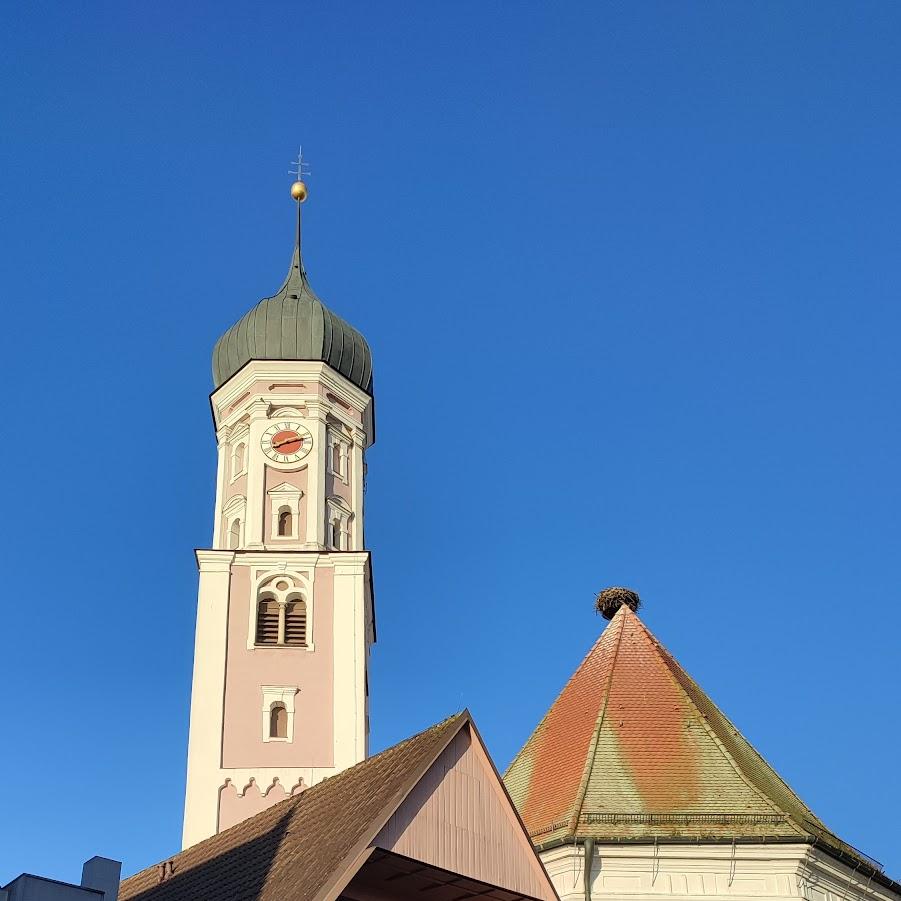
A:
218 777 305 833
264 465 309 543
221 565 335 769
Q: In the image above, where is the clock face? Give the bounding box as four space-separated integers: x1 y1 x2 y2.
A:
261 421 313 464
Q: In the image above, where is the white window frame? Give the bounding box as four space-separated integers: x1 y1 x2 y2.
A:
230 437 248 482
261 685 298 743
247 570 314 651
267 482 303 541
327 429 351 484
222 495 247 550
326 496 354 550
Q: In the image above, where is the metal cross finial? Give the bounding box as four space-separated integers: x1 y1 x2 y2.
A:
289 146 311 182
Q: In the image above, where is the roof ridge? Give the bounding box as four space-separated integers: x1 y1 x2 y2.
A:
566 606 629 834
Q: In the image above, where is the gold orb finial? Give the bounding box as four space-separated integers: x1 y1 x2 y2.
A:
291 180 308 202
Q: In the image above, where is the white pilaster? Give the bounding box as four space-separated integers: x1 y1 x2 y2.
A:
332 554 369 770
183 549 234 849
351 427 365 550
211 426 230 548
244 399 270 549
304 399 329 549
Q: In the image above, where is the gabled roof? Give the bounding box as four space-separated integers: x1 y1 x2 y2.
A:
504 605 873 870
120 711 554 901
121 714 465 901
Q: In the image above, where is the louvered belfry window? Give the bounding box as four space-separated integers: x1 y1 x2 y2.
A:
284 600 307 646
255 599 280 645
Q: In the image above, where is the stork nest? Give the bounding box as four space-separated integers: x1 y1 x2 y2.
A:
595 586 641 620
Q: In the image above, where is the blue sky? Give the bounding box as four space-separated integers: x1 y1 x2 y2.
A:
1 0 900 882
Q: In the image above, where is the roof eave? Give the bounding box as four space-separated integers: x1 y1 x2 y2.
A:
530 834 901 898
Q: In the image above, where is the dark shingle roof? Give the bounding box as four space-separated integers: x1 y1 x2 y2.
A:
120 713 467 901
212 245 373 394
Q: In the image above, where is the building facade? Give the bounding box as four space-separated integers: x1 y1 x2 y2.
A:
3 858 120 901
182 184 375 848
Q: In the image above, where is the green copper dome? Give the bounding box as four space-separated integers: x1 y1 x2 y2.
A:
212 239 373 393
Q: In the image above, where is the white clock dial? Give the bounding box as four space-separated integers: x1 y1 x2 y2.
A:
260 421 313 464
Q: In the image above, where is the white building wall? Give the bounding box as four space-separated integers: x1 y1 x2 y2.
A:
540 844 899 901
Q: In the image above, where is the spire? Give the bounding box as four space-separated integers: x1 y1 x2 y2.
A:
287 146 311 289
211 148 374 395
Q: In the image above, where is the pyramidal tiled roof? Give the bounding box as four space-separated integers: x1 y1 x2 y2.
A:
504 604 869 867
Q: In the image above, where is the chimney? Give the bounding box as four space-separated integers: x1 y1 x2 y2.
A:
81 858 121 901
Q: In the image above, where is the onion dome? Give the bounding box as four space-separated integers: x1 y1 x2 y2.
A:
212 181 373 393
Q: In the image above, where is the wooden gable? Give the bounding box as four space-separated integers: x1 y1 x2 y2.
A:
375 722 556 901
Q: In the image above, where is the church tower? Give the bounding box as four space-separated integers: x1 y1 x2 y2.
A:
182 170 375 849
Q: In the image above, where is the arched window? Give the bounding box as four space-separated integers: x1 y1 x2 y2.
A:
255 599 279 645
232 442 246 478
229 518 241 549
268 483 302 541
261 687 296 742
328 432 349 481
326 496 353 552
269 703 288 739
277 508 292 537
252 575 314 652
284 600 307 646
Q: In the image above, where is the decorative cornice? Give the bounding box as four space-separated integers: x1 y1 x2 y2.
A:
195 549 235 572
222 494 247 515
213 361 371 421
267 482 303 498
221 775 306 799
223 549 371 570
